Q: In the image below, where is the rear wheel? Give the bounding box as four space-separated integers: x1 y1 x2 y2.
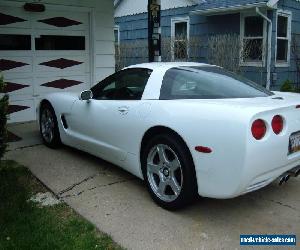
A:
142 134 197 210
40 102 61 148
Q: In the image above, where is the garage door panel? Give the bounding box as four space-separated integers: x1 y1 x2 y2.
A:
32 11 88 31
34 51 88 58
33 71 90 79
9 94 34 103
3 78 33 96
0 7 31 29
33 32 89 53
35 75 89 95
35 56 88 73
0 56 32 73
8 99 35 123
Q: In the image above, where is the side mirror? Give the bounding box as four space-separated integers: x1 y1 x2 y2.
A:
80 90 93 101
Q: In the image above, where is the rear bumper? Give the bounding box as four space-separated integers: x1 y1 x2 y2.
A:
242 162 300 195
195 154 300 199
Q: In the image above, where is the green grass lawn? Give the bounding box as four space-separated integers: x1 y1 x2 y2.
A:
0 160 122 250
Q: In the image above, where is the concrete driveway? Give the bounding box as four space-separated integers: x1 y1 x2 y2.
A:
5 122 300 250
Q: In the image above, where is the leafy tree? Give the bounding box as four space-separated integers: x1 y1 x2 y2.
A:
0 75 9 159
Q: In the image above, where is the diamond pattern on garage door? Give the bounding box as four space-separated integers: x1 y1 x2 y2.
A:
1 82 29 93
8 105 30 114
39 58 83 69
0 13 26 25
41 78 83 89
1 6 89 123
38 17 82 27
0 59 29 71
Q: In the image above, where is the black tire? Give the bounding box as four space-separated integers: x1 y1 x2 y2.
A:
39 102 61 148
141 133 198 210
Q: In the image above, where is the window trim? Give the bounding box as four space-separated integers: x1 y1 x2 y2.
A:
171 16 190 61
240 12 267 67
275 10 292 68
114 25 120 46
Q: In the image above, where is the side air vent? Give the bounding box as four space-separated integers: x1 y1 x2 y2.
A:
61 115 68 129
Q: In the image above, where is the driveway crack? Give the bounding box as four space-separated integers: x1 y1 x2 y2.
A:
58 172 103 196
59 178 135 199
261 198 300 213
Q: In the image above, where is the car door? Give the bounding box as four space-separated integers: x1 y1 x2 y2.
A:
66 68 152 165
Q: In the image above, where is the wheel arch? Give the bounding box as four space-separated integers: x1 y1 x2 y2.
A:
140 125 196 172
140 125 199 206
40 99 52 109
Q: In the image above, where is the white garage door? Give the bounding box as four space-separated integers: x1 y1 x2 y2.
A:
0 6 90 123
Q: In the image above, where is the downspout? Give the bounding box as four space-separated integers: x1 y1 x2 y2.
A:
256 7 272 90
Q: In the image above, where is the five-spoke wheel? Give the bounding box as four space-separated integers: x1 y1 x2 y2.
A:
147 144 183 202
142 133 197 210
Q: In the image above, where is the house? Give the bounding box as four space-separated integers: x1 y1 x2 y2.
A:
0 0 115 123
115 0 300 91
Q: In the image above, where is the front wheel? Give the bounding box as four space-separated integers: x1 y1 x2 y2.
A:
40 102 61 148
142 134 197 210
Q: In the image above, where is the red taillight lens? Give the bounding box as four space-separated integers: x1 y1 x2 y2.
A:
251 119 266 140
272 115 283 135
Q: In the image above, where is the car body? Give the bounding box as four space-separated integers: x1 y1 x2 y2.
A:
38 62 300 209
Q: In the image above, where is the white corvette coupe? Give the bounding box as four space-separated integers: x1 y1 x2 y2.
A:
38 62 300 210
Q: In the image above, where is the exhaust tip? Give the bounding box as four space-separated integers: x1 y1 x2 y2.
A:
284 175 290 183
279 176 285 185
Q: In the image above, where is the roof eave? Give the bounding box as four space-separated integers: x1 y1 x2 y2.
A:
190 1 279 16
267 0 279 8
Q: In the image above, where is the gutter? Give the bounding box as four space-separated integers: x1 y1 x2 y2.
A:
190 0 279 15
256 7 272 90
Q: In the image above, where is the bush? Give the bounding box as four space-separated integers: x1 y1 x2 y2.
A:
280 80 295 92
0 75 9 159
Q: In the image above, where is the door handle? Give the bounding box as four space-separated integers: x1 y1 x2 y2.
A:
118 106 129 114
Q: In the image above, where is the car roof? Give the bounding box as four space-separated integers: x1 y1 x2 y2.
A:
125 62 213 71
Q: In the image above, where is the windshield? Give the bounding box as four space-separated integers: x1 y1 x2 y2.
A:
160 66 274 100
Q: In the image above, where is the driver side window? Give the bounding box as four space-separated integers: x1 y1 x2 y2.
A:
92 68 152 100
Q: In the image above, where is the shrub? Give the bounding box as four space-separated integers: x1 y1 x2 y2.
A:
280 80 295 92
0 75 9 159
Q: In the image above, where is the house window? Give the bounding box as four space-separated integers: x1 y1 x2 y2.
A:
240 14 266 66
171 17 189 61
276 11 291 66
114 25 120 46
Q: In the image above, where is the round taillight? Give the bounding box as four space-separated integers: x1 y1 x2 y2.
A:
251 119 266 140
272 115 283 135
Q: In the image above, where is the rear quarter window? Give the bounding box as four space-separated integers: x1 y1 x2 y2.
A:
160 66 273 100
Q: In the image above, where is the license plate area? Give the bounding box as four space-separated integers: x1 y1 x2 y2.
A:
289 131 300 155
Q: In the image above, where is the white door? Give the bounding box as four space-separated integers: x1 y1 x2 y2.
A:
66 68 152 166
0 6 90 123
